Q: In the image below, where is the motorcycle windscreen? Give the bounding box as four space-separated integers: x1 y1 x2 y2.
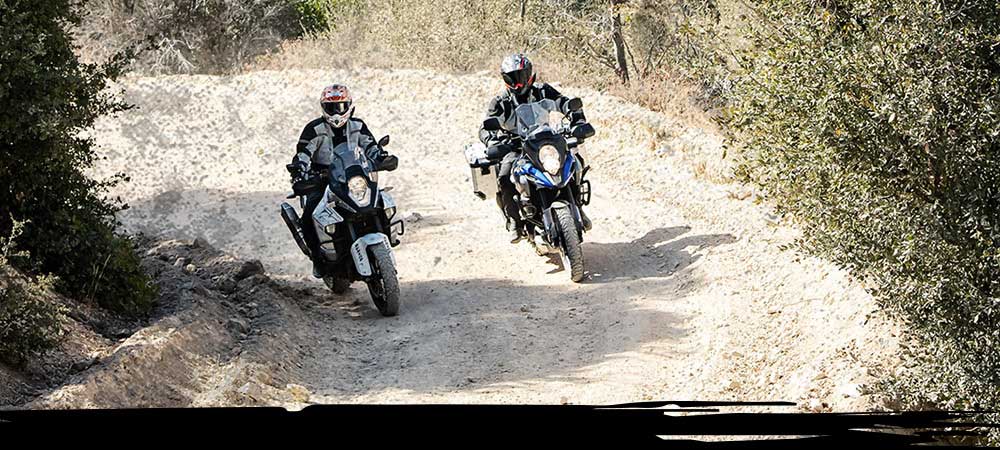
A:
513 99 560 138
327 142 375 185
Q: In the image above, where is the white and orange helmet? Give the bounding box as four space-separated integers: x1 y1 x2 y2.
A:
320 84 354 128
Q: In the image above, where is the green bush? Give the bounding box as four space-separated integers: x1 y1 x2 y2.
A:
0 266 64 366
0 0 157 315
79 0 364 74
719 0 999 431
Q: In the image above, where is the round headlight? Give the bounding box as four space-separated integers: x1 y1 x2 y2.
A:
348 175 370 205
539 145 561 175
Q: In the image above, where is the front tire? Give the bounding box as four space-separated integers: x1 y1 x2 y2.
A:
365 245 400 316
555 207 585 282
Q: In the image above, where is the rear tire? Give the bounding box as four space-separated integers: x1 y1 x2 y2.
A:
366 245 400 316
323 276 351 295
555 207 585 282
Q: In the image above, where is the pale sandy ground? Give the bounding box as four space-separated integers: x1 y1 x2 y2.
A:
74 68 900 410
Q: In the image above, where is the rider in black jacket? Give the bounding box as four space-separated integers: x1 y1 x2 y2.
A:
479 54 592 243
288 84 390 278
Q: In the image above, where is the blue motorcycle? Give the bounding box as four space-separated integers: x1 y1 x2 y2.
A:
474 98 595 282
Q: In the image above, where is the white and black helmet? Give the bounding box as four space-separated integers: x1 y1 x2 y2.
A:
320 84 354 128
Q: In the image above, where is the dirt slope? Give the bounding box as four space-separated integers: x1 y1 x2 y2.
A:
45 68 902 409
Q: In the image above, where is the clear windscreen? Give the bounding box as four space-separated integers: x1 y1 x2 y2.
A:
328 143 373 183
513 99 560 138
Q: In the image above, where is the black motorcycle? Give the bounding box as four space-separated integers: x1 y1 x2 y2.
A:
281 135 405 316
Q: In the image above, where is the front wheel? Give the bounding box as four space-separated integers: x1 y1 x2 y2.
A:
365 245 400 316
555 207 586 282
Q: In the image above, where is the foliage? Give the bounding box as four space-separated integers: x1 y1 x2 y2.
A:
78 0 336 73
718 0 1000 437
0 0 158 315
0 273 64 366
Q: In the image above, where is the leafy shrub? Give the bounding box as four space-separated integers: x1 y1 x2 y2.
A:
0 271 64 366
0 0 157 315
78 0 360 74
718 0 1000 432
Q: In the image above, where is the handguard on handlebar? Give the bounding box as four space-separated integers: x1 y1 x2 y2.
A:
570 122 596 140
486 143 511 161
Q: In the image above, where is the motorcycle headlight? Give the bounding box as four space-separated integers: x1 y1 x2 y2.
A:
385 206 396 219
348 175 370 206
539 144 561 175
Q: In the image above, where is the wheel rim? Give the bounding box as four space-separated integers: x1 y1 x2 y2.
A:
366 257 387 309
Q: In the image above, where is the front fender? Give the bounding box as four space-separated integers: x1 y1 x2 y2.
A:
350 233 394 277
543 200 583 245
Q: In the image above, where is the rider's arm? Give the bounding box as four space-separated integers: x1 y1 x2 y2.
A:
539 83 587 125
479 96 508 146
293 120 321 170
356 120 383 162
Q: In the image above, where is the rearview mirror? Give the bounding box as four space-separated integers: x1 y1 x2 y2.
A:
378 155 399 172
482 117 502 131
566 97 583 112
378 135 390 147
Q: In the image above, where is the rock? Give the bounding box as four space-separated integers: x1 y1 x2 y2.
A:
70 357 97 373
183 264 197 274
192 283 211 297
226 317 250 335
520 304 530 313
173 257 188 268
234 260 265 281
286 384 311 403
192 237 210 248
806 398 828 412
835 383 861 398
237 382 263 400
404 211 423 223
215 276 238 294
236 274 267 292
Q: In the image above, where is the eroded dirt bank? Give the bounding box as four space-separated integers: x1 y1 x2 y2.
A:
9 68 900 410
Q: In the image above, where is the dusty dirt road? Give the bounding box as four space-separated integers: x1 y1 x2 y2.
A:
74 68 899 409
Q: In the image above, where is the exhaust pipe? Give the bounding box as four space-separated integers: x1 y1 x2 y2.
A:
280 202 311 257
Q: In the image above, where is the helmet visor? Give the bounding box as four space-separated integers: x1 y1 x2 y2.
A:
502 68 532 89
322 101 350 116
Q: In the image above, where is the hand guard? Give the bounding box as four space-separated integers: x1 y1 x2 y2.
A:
286 162 307 181
486 142 514 161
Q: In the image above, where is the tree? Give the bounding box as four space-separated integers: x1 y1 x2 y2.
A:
0 0 157 314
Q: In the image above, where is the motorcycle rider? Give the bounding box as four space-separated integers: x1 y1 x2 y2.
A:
479 53 593 243
288 83 392 278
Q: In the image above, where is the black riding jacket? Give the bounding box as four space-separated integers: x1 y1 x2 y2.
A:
293 117 381 173
478 82 587 149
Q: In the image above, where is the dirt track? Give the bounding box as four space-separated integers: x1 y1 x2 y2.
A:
66 68 900 409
